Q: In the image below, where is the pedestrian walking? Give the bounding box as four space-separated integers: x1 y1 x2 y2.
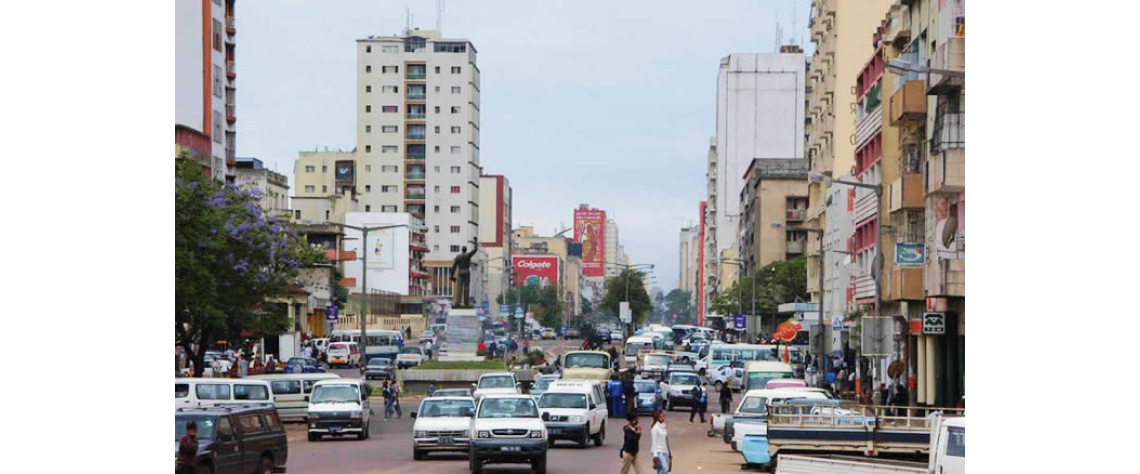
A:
425 339 434 359
405 327 412 340
689 383 707 423
177 420 199 474
609 374 626 418
620 413 645 474
391 381 404 418
622 372 637 417
382 381 394 421
265 356 277 373
650 411 671 474
238 353 249 378
719 377 734 414
427 383 436 397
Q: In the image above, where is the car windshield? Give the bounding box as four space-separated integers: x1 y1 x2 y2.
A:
311 384 361 404
635 381 657 393
747 372 792 391
670 374 700 386
539 393 588 409
645 355 673 366
564 353 608 369
739 397 769 414
368 359 391 367
478 398 539 418
330 343 350 351
533 378 556 391
434 389 470 397
419 399 475 417
625 343 650 355
175 415 217 441
400 347 421 355
478 376 515 389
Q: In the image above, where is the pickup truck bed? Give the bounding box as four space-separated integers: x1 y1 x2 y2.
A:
767 405 964 458
775 454 927 474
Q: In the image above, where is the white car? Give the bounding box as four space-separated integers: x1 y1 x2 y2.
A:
710 365 745 392
397 346 426 369
418 330 437 345
726 390 826 451
472 372 521 400
660 372 704 411
328 342 361 368
307 379 372 441
469 395 548 474
536 381 608 448
411 396 477 460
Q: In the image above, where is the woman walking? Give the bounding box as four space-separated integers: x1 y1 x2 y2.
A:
650 411 671 474
620 413 644 474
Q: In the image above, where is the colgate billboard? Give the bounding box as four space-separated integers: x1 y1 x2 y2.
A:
512 255 560 287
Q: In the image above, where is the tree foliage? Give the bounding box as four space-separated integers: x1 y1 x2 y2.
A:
176 160 322 376
708 256 809 316
664 289 695 325
496 281 563 329
601 269 652 325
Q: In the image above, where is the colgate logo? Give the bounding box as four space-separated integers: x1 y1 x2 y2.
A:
517 261 553 269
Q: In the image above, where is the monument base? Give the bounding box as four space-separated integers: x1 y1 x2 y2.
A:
444 307 481 356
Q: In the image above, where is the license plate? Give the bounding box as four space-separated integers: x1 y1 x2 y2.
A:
501 446 521 452
440 437 453 445
329 426 342 433
549 429 561 434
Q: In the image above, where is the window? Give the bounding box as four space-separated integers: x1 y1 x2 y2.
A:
382 185 398 193
382 85 398 93
325 210 330 220
434 106 441 114
434 225 440 233
382 65 398 73
434 66 441 74
213 19 222 51
213 66 223 97
451 166 461 173
264 412 282 431
452 86 461 94
450 226 461 233
434 86 441 93
366 45 371 53
365 85 372 93
175 384 189 398
434 146 441 153
365 185 372 192
382 44 398 53
946 426 965 457
365 145 371 153
434 205 440 213
382 146 398 153
451 126 462 134
434 186 440 193
294 210 301 219
365 65 372 73
269 380 301 395
365 205 371 212
304 185 315 193
365 165 372 172
382 125 398 133
435 42 467 53
450 206 460 213
216 416 233 439
321 185 328 193
451 106 461 114
196 384 231 400
365 125 372 133
365 105 371 113
451 66 461 74
382 205 397 212
305 166 315 173
237 414 263 434
322 165 328 173
382 105 398 113
450 245 460 252
213 112 223 142
451 147 461 155
434 166 441 172
451 186 461 194
381 165 398 172
434 126 441 134
234 384 269 401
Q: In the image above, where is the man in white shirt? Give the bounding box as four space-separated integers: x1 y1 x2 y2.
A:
651 412 671 474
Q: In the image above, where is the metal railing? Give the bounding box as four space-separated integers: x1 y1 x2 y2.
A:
406 113 425 119
405 172 426 180
406 72 426 80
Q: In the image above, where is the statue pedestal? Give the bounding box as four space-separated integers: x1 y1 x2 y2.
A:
440 307 482 360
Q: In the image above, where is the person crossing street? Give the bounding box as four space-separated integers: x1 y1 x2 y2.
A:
719 377 734 414
689 383 707 423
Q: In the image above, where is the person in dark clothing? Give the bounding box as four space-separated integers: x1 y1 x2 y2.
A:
177 420 199 474
622 372 637 416
719 378 734 414
689 383 707 423
619 413 644 474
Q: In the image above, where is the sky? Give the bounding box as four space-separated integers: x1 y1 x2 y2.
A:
237 0 813 292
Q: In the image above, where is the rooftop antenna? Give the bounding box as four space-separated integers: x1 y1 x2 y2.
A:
405 6 411 34
437 0 444 34
773 12 782 53
792 8 797 47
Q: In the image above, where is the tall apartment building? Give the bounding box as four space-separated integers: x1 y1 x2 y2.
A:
708 52 806 305
678 226 700 299
604 219 620 276
703 140 718 315
737 159 810 277
478 174 513 318
804 0 894 309
175 0 238 181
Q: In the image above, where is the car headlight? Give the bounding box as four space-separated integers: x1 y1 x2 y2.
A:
478 430 491 439
568 415 585 423
349 411 362 419
529 430 545 438
414 430 428 438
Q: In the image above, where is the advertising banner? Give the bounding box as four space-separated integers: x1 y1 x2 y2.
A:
895 243 925 266
512 255 559 287
366 229 396 269
574 208 606 277
335 160 355 182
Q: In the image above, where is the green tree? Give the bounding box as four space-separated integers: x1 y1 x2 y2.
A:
708 256 809 317
176 161 322 376
664 289 694 325
496 281 563 329
601 269 652 325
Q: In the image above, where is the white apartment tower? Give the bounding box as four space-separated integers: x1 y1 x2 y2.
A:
356 29 481 288
175 0 238 181
605 219 619 276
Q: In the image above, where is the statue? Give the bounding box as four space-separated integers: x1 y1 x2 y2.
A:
450 240 479 308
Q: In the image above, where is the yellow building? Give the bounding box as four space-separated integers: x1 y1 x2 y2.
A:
738 159 810 276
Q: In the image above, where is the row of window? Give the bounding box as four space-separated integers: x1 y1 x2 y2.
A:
363 64 462 74
362 143 464 154
363 42 467 54
303 163 464 174
364 104 464 117
302 184 464 194
365 85 462 94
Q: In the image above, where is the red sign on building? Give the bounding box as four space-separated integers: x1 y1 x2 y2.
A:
512 255 560 288
574 208 606 277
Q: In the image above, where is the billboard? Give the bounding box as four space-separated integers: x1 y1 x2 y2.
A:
895 243 925 266
335 160 355 182
512 255 559 287
344 212 410 295
574 208 606 277
366 228 396 269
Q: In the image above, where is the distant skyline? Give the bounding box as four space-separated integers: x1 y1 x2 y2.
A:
236 0 813 291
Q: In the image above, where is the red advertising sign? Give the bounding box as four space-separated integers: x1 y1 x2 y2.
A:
574 208 606 277
512 255 560 287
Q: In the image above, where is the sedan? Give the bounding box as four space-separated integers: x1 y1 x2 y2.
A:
286 357 325 374
364 358 396 380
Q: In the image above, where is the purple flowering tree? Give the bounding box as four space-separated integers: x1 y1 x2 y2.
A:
176 161 322 376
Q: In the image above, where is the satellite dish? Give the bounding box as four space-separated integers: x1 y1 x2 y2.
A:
871 253 884 283
941 213 959 250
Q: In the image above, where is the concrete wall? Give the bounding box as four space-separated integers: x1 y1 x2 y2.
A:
756 179 809 266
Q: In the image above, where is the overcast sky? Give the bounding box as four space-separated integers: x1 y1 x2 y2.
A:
236 0 812 291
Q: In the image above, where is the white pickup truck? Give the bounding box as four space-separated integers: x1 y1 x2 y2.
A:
772 415 965 474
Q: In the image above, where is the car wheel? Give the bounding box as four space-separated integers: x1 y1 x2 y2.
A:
579 423 590 448
469 453 482 474
714 381 724 393
308 432 319 442
413 448 424 460
198 462 215 474
532 454 547 474
593 421 605 446
259 456 273 474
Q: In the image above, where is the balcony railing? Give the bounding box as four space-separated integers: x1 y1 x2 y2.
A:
405 172 426 180
405 191 426 200
406 72 426 80
406 132 426 140
889 80 927 125
786 239 806 254
406 113 425 120
406 93 426 100
225 16 235 34
786 209 806 221
928 36 965 95
226 61 235 78
405 154 425 161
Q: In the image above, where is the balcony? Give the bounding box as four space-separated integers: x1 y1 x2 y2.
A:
406 112 426 120
786 239 806 254
406 92 426 101
225 104 236 123
405 171 426 181
888 174 924 213
887 266 924 301
928 36 965 95
226 61 235 79
887 4 910 47
225 16 235 35
927 148 965 195
325 249 357 262
855 104 882 149
405 154 425 162
405 191 426 201
889 80 927 125
406 133 426 141
786 208 806 222
853 273 876 302
854 191 877 225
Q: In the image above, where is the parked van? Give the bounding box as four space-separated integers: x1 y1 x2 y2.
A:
248 373 341 422
327 342 361 368
307 378 372 441
742 361 796 392
175 378 274 410
537 380 608 448
623 336 658 366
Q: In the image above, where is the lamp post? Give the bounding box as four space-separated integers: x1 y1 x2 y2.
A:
324 221 408 365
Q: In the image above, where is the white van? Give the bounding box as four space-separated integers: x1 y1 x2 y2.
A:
742 361 795 392
248 372 341 421
307 378 372 441
536 380 608 448
174 378 274 409
624 336 657 366
327 341 361 368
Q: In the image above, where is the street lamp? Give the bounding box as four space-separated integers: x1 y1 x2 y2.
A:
324 221 408 365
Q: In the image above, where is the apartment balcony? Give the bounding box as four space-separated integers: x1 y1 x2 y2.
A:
406 133 427 141
404 191 426 201
927 148 965 195
927 258 965 297
406 112 426 120
853 273 877 302
786 239 806 255
405 154 425 162
888 174 924 214
786 208 806 222
928 36 965 95
226 61 235 79
409 242 430 253
406 72 426 81
887 266 924 301
405 93 426 103
225 104 236 123
405 171 426 181
325 249 357 262
889 80 927 125
855 105 882 149
225 16 235 35
854 191 877 225
887 4 911 47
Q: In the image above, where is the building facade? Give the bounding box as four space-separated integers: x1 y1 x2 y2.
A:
175 0 238 181
234 157 290 220
604 219 619 277
478 174 513 318
738 159 810 276
678 226 700 301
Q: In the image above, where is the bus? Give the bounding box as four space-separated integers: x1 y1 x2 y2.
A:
329 329 404 363
699 343 803 372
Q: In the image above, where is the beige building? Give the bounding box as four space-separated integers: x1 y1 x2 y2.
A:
604 219 620 277
804 0 895 307
478 175 512 317
738 159 810 276
234 157 290 220
678 226 700 300
511 226 584 320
